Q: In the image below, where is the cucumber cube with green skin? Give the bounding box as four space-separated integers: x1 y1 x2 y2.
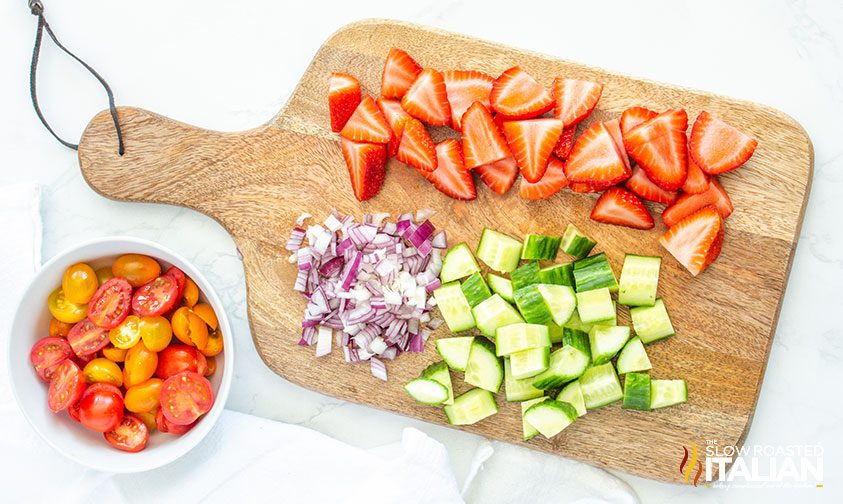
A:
580 363 623 409
421 361 454 405
630 299 675 343
404 378 449 405
476 228 523 273
511 261 541 291
523 399 578 438
433 282 476 332
509 346 550 380
514 285 554 325
520 397 549 440
650 379 688 409
546 321 564 344
464 337 503 393
435 337 474 372
536 284 577 326
561 328 591 362
557 380 587 417
618 255 661 307
521 234 562 260
495 323 551 356
440 243 480 283
487 273 515 303
575 288 615 323
560 224 596 259
505 358 545 402
444 388 498 425
616 337 652 374
622 372 651 410
531 345 589 390
461 272 492 308
539 263 575 287
588 325 631 365
472 294 524 340
573 253 618 293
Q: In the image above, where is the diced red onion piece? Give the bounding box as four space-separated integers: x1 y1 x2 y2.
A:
408 333 424 352
431 231 447 249
408 220 435 248
370 357 387 381
296 213 312 226
416 208 435 221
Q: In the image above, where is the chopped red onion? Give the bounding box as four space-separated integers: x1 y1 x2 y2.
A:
408 333 424 352
296 213 312 226
408 220 435 247
315 326 333 357
297 247 312 270
370 357 387 381
318 256 344 277
416 208 436 221
286 227 306 251
431 231 447 249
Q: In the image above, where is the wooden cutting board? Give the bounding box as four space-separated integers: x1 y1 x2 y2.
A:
77 19 812 482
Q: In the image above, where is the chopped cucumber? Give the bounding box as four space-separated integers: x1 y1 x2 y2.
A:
536 284 577 326
495 323 551 356
436 336 474 372
444 388 498 425
433 282 476 332
588 325 631 365
404 378 449 405
561 328 591 362
511 261 541 291
573 253 618 293
622 372 651 410
476 228 522 273
560 224 596 258
546 321 564 344
539 263 575 287
618 255 661 307
421 361 454 405
575 288 615 324
521 234 561 260
505 357 544 401
514 285 553 324
461 272 492 308
580 363 623 409
531 345 589 390
630 298 675 344
440 243 480 283
616 337 652 374
487 273 514 303
520 397 548 440
650 379 688 409
472 294 524 339
464 338 503 393
523 400 577 438
509 346 550 379
557 380 587 417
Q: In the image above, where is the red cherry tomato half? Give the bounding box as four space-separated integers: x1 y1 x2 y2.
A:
155 344 207 379
87 278 133 329
159 371 214 426
131 276 179 317
30 337 73 381
78 382 125 433
67 319 110 357
164 266 186 300
68 401 82 422
47 360 86 412
104 414 149 452
155 407 196 436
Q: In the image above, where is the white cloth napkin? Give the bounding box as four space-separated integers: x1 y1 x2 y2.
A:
0 181 638 504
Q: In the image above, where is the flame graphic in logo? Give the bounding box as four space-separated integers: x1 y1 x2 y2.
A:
679 442 703 486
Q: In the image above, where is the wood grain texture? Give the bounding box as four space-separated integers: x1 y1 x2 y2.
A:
77 20 813 482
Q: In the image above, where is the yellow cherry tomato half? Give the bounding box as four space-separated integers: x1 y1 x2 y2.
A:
49 318 73 338
102 343 127 362
95 267 114 284
182 278 199 307
201 328 224 357
135 409 158 432
204 356 217 376
138 315 173 352
171 307 208 349
123 341 158 388
62 263 99 305
108 315 142 349
83 358 123 387
112 254 161 288
124 378 163 413
191 303 218 331
47 288 88 324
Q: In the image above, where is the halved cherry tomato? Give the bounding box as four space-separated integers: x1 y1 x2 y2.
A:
49 318 73 338
138 315 172 352
132 276 179 317
74 351 97 368
104 414 148 452
135 409 158 432
155 407 196 435
155 344 206 379
62 263 99 304
102 343 127 362
160 371 214 426
47 288 87 324
30 337 73 381
112 254 161 288
191 303 218 331
124 378 163 413
67 319 110 357
201 329 224 357
83 357 123 387
204 356 216 376
171 306 208 349
78 382 124 432
164 266 186 299
47 360 86 412
108 315 141 349
68 401 82 422
95 267 114 285
182 278 199 307
123 341 158 388
87 278 132 329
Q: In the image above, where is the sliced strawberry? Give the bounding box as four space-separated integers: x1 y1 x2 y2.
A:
341 138 387 201
519 156 568 200
328 73 361 133
622 109 688 190
552 78 603 126
569 181 603 193
381 48 422 99
689 111 758 174
624 166 678 205
590 186 654 230
490 66 553 119
376 98 412 158
461 102 512 170
340 95 391 144
604 118 631 171
564 121 631 187
620 106 657 135
683 151 710 194
396 118 437 172
659 205 724 276
553 126 577 160
442 70 494 130
662 177 733 227
502 118 564 182
475 156 518 195
421 139 476 200
401 68 451 126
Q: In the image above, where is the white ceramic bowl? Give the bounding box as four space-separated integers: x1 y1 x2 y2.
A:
7 237 233 473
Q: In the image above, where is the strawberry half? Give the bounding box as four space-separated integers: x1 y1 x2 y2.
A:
396 118 437 172
689 111 758 174
564 121 631 187
662 177 733 227
502 118 565 182
552 77 603 126
381 48 422 99
519 156 568 200
420 139 476 200
443 70 494 130
605 118 631 171
376 98 412 158
553 126 577 160
569 182 603 193
659 205 724 276
590 186 655 230
620 106 657 135
624 166 678 205
328 73 361 133
475 156 518 195
461 102 512 170
340 95 392 144
490 66 553 119
622 109 689 190
341 138 387 201
682 151 710 194
401 68 451 126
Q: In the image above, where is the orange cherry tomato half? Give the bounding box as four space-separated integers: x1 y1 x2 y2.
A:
135 409 158 432
87 278 132 329
48 318 73 338
102 343 127 362
47 360 86 412
171 307 209 349
124 378 163 413
159 371 214 426
30 337 73 381
67 319 110 357
62 263 99 305
112 254 161 288
155 407 196 435
204 356 216 376
95 267 114 285
47 288 87 324
182 278 199 307
83 357 123 387
191 303 218 331
201 328 224 357
138 315 173 352
155 344 206 379
164 266 186 298
123 341 158 388
78 382 124 432
131 276 179 317
108 315 141 349
104 414 149 452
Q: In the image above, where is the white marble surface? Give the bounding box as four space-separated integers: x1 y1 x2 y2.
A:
2 0 841 501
